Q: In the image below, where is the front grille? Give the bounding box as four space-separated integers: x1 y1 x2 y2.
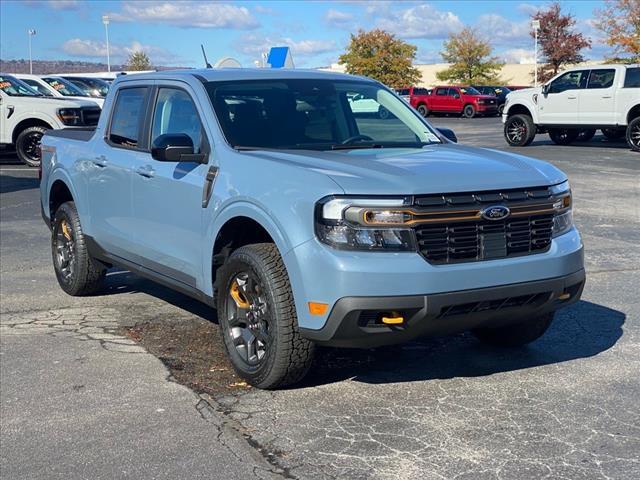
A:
80 107 101 126
412 187 558 265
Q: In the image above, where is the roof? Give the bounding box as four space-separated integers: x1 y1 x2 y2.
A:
113 68 372 85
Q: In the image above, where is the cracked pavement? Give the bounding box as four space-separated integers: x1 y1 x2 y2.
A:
1 119 639 479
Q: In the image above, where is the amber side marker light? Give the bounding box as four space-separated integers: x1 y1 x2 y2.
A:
381 313 404 325
558 293 571 301
308 302 329 316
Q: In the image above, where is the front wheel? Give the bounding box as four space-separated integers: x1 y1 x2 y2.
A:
627 117 640 152
472 312 554 347
16 126 47 167
462 104 476 118
504 114 536 146
217 243 315 389
548 128 579 145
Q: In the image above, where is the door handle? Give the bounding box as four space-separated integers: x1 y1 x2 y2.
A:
602 95 612 99
92 156 108 167
135 165 155 178
567 96 577 99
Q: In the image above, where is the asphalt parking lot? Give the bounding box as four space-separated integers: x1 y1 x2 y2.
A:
1 117 639 479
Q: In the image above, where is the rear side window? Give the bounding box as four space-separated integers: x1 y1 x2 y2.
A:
587 69 615 89
413 88 429 95
624 68 640 88
398 88 409 96
109 87 147 148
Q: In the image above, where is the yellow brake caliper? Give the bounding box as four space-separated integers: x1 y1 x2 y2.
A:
61 220 72 240
230 280 250 309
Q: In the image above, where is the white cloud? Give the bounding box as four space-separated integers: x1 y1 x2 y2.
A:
501 48 536 64
108 1 259 29
62 38 182 64
517 3 540 16
476 14 531 45
236 33 336 60
375 4 464 39
325 9 354 27
48 0 80 9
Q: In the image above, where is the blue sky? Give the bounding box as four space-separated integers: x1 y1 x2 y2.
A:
0 0 607 68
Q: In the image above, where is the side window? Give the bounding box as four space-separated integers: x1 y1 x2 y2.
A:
549 70 588 94
587 69 615 89
623 68 640 88
436 88 448 96
398 88 409 96
151 88 203 153
448 88 460 97
109 87 147 148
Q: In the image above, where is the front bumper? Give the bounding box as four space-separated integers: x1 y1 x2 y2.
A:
300 269 585 348
476 104 498 113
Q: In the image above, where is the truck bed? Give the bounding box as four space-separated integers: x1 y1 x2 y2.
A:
45 127 96 142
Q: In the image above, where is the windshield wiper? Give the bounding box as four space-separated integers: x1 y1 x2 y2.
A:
330 143 385 150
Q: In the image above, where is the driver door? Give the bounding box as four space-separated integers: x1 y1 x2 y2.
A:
538 70 588 124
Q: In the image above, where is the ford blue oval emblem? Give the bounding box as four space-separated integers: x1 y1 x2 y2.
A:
481 205 510 221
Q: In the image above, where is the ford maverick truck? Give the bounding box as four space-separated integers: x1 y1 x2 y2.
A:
503 64 640 151
40 69 585 388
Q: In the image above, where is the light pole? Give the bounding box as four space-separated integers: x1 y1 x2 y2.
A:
27 29 36 74
102 15 111 72
532 19 540 87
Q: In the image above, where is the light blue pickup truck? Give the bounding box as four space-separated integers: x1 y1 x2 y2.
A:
40 69 585 388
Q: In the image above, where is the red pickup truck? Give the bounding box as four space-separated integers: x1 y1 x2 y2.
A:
397 86 432 117
424 86 498 118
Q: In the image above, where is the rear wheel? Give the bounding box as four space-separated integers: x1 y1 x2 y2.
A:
462 104 476 118
576 129 596 142
601 128 625 140
473 313 554 347
15 126 47 167
626 117 640 152
504 114 536 146
217 243 315 389
548 128 579 145
52 201 106 296
378 106 390 119
417 104 429 117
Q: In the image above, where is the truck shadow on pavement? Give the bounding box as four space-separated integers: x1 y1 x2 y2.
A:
103 272 625 391
0 174 39 194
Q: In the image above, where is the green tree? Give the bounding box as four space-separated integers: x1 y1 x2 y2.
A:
436 27 504 85
338 29 421 89
532 2 591 82
125 51 151 71
594 0 640 63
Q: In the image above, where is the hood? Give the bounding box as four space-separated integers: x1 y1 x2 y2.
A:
508 86 542 99
464 94 496 101
244 144 566 195
19 96 98 108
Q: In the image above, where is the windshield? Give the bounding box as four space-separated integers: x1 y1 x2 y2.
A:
205 79 442 151
66 77 109 97
460 86 482 95
43 77 86 96
0 75 42 97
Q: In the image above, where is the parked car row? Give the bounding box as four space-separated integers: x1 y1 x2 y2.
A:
0 73 103 166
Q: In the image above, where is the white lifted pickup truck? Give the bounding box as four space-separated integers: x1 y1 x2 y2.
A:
503 64 640 151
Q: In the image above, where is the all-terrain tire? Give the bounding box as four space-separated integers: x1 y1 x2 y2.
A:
462 104 476 118
548 128 579 145
626 117 640 152
472 312 554 347
16 125 47 167
504 114 536 146
217 243 315 389
52 201 106 295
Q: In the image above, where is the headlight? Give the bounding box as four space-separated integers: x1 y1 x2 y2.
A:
57 108 82 126
550 180 573 237
315 196 417 251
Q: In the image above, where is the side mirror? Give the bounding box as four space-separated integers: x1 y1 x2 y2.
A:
437 128 457 143
151 133 205 163
542 84 550 95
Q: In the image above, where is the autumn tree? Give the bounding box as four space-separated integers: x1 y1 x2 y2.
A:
532 2 591 82
594 0 640 63
338 29 421 89
125 51 152 71
436 27 504 84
